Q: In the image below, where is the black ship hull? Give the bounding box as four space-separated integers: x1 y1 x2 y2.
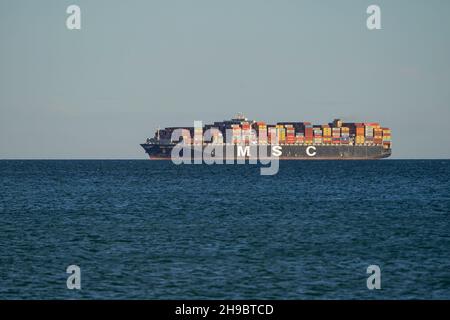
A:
141 143 391 160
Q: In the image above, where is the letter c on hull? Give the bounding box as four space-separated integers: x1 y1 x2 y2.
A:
306 146 317 157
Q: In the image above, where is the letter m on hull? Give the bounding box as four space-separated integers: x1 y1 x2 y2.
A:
237 146 251 157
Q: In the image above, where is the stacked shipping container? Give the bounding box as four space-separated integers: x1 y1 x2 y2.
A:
374 128 383 145
341 127 350 144
255 122 267 144
163 118 390 147
296 132 304 144
322 125 332 144
382 128 391 149
355 124 365 145
276 125 286 144
285 124 296 144
304 122 313 144
231 124 241 144
313 127 323 145
268 127 277 144
241 122 252 144
332 127 341 145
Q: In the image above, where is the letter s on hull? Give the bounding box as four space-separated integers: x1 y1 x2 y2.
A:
306 146 317 157
272 146 282 157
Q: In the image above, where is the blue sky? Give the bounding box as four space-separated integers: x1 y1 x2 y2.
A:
1 0 449 158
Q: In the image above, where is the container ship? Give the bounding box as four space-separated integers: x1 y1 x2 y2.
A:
141 114 392 160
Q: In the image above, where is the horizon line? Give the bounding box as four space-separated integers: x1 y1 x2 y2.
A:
1 158 450 161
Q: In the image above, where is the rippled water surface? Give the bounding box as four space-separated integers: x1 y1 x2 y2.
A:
0 160 449 299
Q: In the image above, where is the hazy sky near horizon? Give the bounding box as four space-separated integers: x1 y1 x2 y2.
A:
1 0 449 159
